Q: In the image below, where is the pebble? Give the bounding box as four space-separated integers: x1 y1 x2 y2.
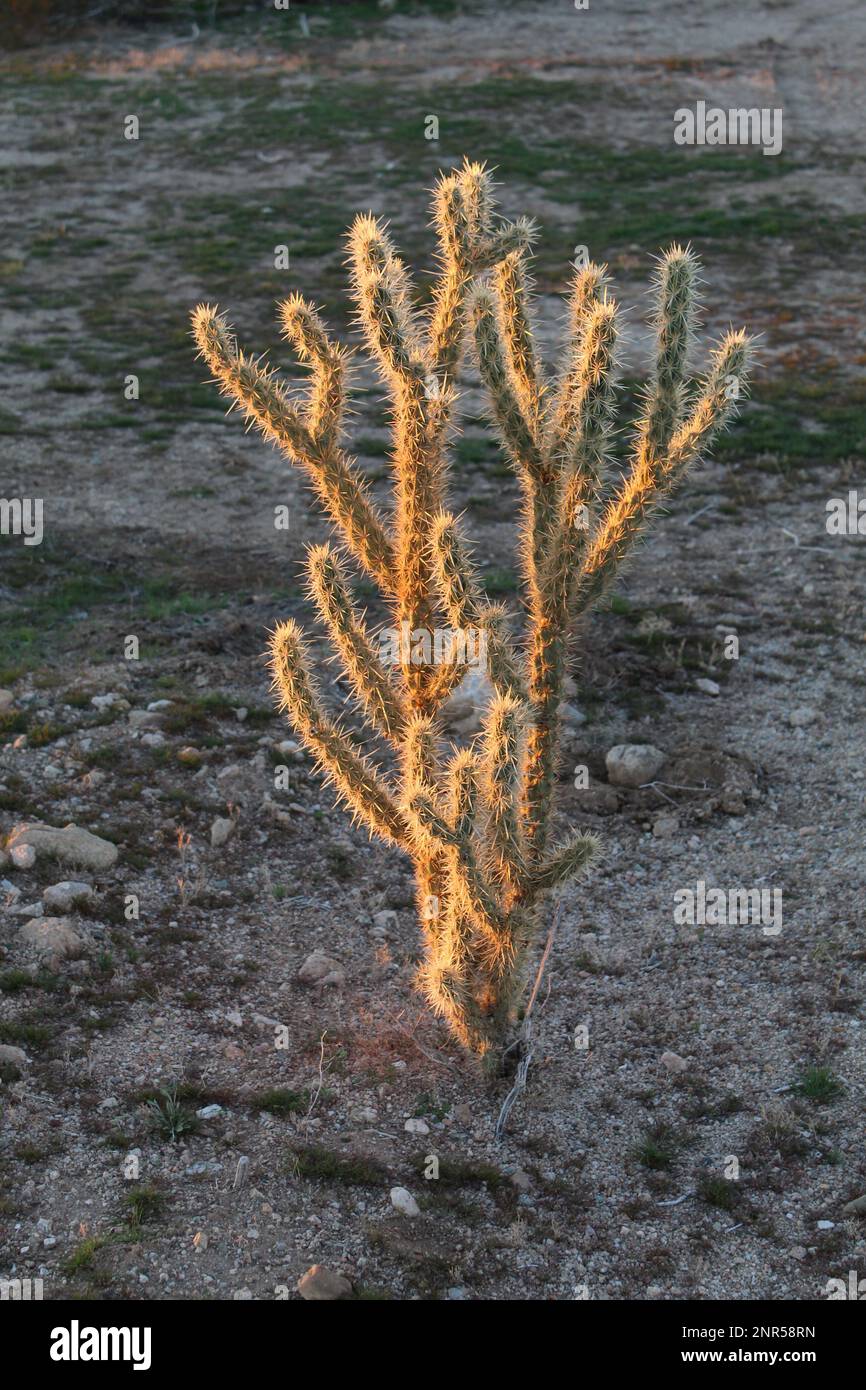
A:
390 1186 420 1217
788 706 818 728
695 678 720 696
10 843 36 868
605 744 666 788
442 667 494 735
91 692 127 711
297 1264 352 1301
404 1118 429 1135
210 817 236 848
128 709 164 729
18 917 86 968
0 1044 28 1067
660 1050 688 1074
372 909 398 934
817 1220 835 1230
351 1106 378 1123
196 1104 224 1120
297 951 345 988
652 814 678 839
43 881 94 913
560 701 587 727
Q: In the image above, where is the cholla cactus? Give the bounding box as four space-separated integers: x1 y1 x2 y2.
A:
192 161 751 1065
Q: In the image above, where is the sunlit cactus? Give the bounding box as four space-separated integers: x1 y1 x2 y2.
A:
192 161 752 1066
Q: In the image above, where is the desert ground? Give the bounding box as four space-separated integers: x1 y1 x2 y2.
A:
1 0 864 1301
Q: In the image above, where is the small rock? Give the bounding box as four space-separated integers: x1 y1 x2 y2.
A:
7 900 42 917
660 1050 688 1074
0 689 14 711
18 916 85 967
276 739 303 761
841 1194 866 1217
816 1219 835 1231
177 746 203 766
446 1287 468 1300
510 1169 532 1193
296 1264 352 1301
6 822 118 871
605 744 666 788
372 909 398 934
788 706 818 728
390 1186 420 1217
350 1106 378 1124
0 1044 27 1067
442 666 494 735
695 678 720 696
790 1246 807 1261
560 701 587 727
43 881 94 913
404 1118 429 1135
652 814 678 839
91 692 125 711
128 709 164 730
298 951 345 988
10 843 36 869
197 1104 224 1120
210 817 235 849
147 699 174 712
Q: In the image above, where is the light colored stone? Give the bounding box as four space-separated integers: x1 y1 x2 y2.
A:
660 1050 688 1074
788 706 818 728
0 689 14 712
0 1044 27 1067
18 916 85 966
605 744 666 788
296 1264 352 1301
42 881 93 913
210 816 235 848
652 814 678 839
10 843 36 869
443 666 494 735
128 708 164 729
390 1186 420 1217
6 823 118 871
197 1104 223 1120
841 1194 866 1217
91 692 127 711
695 677 720 696
372 909 398 933
560 701 587 727
298 951 345 987
404 1118 429 1135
